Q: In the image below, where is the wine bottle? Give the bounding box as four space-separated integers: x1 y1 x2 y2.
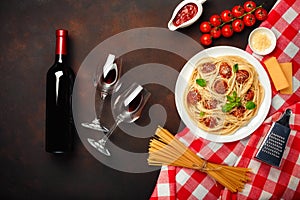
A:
46 29 75 153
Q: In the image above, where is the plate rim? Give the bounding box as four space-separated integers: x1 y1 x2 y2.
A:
175 46 272 143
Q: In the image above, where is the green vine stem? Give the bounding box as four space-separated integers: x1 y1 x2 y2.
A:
216 4 264 29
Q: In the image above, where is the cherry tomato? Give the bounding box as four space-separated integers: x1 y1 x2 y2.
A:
210 27 221 39
243 13 256 26
221 24 233 38
220 10 233 23
200 34 213 46
209 14 222 27
255 8 268 21
199 21 212 33
232 19 245 32
243 1 256 12
231 5 245 18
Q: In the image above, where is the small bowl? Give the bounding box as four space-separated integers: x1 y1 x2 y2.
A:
248 27 277 55
168 0 206 31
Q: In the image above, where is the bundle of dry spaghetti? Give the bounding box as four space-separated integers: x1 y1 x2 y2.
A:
148 126 252 193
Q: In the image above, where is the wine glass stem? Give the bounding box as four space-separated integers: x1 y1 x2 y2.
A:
97 92 108 119
100 118 122 145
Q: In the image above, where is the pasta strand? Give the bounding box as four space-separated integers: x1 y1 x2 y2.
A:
148 127 252 193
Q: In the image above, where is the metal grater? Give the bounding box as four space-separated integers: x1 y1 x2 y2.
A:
255 109 292 167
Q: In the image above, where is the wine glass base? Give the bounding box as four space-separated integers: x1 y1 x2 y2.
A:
81 121 109 132
87 138 111 156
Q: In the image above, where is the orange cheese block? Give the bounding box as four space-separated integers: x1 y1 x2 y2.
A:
279 62 293 94
264 57 289 91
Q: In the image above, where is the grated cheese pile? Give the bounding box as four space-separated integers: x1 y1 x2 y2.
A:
251 32 271 52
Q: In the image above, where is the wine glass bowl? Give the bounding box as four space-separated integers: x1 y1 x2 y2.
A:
87 82 151 156
114 86 150 124
97 57 122 95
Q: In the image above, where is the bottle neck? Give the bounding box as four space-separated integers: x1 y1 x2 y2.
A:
55 30 67 63
55 54 67 63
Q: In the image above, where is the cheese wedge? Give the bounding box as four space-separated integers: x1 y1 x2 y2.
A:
264 57 289 91
279 62 293 94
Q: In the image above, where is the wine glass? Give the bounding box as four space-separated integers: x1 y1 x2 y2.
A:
81 54 122 132
87 82 151 156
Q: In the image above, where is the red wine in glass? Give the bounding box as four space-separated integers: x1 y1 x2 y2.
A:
102 68 117 84
128 93 143 112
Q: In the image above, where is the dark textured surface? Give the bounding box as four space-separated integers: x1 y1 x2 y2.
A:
0 0 276 199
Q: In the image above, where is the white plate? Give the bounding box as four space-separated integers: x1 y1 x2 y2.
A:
175 46 272 143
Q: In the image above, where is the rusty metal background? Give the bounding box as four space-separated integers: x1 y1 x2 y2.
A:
0 0 276 199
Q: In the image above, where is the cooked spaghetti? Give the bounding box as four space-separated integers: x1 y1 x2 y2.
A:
184 56 264 135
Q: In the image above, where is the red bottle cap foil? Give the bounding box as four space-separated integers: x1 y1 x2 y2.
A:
55 29 68 55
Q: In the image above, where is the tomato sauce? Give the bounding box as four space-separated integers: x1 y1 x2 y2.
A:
173 3 198 27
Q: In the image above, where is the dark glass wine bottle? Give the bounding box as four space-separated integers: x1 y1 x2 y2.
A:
46 29 75 153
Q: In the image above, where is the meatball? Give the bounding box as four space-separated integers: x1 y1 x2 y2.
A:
187 89 201 105
219 62 232 79
236 70 249 84
213 79 228 94
200 62 216 73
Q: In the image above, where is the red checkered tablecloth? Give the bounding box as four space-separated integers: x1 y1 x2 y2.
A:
150 0 300 199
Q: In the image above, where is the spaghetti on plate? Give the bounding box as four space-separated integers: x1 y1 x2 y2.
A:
184 56 264 135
